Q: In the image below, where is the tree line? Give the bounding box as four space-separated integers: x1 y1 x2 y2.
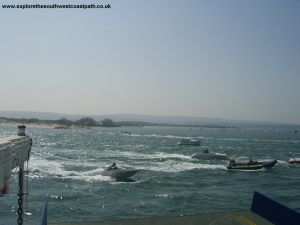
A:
0 116 120 127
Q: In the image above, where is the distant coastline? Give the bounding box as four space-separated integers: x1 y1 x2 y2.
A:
1 111 299 129
0 116 236 129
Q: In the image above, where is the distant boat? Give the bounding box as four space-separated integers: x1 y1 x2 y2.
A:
288 158 300 164
226 159 277 170
287 152 300 164
191 149 227 160
178 138 201 146
103 166 139 180
117 131 132 135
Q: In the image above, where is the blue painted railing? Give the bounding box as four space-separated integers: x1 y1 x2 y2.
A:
251 191 300 225
39 199 48 225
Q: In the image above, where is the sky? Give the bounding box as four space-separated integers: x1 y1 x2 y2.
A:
1 0 300 124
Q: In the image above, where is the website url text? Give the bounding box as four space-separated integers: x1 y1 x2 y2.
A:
2 4 111 9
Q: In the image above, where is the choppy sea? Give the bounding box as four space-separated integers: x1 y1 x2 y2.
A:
0 125 300 225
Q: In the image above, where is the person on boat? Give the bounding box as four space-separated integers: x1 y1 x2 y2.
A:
203 148 209 153
248 158 254 165
229 159 236 167
108 162 118 170
248 158 257 165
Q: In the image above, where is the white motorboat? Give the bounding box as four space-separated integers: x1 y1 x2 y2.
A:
287 152 300 164
191 149 227 160
103 167 139 180
178 138 201 146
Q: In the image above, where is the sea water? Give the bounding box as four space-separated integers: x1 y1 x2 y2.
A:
0 125 300 225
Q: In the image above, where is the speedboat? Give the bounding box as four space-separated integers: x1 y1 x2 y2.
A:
226 160 277 170
287 157 300 164
178 138 201 146
191 149 227 160
117 131 131 135
103 167 139 179
287 152 300 164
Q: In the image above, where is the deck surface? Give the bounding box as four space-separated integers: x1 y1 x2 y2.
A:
50 210 273 225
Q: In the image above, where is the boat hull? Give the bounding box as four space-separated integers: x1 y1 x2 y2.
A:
227 160 277 170
287 159 300 164
103 168 139 180
178 139 201 146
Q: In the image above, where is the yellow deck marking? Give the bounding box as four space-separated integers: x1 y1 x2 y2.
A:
239 215 256 225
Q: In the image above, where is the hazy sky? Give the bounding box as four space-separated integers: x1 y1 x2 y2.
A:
1 0 300 124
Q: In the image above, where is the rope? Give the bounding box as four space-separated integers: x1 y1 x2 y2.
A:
25 138 32 222
17 137 33 225
17 175 23 225
24 160 29 222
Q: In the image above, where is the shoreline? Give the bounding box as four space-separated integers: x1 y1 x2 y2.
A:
0 121 66 129
0 117 239 129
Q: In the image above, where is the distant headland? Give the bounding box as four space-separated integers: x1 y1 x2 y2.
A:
0 111 299 129
0 116 235 129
